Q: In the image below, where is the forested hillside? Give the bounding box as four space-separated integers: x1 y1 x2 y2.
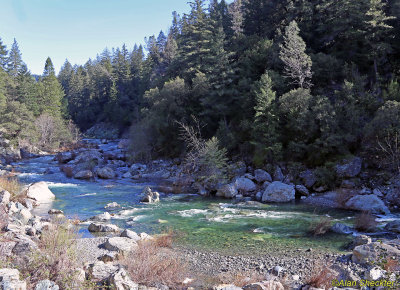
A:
1 0 400 171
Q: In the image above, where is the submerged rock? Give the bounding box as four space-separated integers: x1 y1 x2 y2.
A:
26 182 55 204
345 194 390 214
262 182 295 203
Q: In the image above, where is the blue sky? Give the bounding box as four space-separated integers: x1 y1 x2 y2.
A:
0 0 232 75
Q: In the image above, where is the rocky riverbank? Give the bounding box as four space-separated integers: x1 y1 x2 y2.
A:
0 139 400 289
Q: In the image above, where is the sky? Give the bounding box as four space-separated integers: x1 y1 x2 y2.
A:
0 0 232 75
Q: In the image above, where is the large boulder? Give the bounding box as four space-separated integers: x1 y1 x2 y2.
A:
254 169 272 183
35 280 59 290
73 150 103 165
74 170 94 180
0 268 26 290
103 237 137 254
140 187 160 203
345 195 390 214
108 268 138 290
273 167 284 182
88 223 120 233
335 157 362 178
299 170 317 188
384 220 400 233
352 242 400 264
262 182 295 203
216 183 237 198
97 167 116 179
234 178 256 193
26 182 55 204
55 152 74 164
88 261 119 281
120 229 141 242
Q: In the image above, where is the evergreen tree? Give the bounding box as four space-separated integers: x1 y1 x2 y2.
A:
279 21 312 88
252 72 281 164
7 39 23 77
0 38 7 70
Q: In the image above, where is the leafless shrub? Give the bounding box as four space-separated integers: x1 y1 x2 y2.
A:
306 262 339 289
178 117 228 190
354 211 377 232
121 239 188 288
335 188 357 207
0 176 23 202
308 216 332 236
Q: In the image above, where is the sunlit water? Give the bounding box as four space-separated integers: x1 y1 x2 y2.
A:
12 151 400 255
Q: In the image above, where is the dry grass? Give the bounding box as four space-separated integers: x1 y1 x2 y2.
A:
19 218 87 289
306 262 339 289
0 176 23 202
354 211 377 232
308 216 333 236
153 229 175 248
60 165 74 178
121 238 188 288
218 271 265 287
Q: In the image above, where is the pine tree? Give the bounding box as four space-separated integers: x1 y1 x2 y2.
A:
0 38 7 70
252 72 281 164
228 0 244 37
7 39 23 77
279 21 312 88
365 0 395 78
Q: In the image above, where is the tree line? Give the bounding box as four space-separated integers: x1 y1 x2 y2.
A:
2 0 400 171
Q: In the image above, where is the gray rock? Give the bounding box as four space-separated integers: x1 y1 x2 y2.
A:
345 195 390 214
103 237 137 253
364 267 385 281
12 236 37 256
372 188 383 197
13 208 32 224
109 268 139 290
272 265 284 276
352 242 400 264
213 285 242 290
140 187 160 203
273 167 284 182
26 182 55 204
262 182 295 203
48 209 63 215
90 212 111 222
120 229 141 242
88 261 119 281
55 152 74 164
255 192 262 201
35 280 59 290
331 223 353 234
98 252 120 263
216 183 237 199
97 167 116 179
74 170 93 180
244 281 284 290
235 178 257 193
384 220 400 233
88 223 120 233
254 169 272 183
295 185 309 196
299 170 317 188
0 268 26 290
354 235 372 247
0 190 10 205
335 157 362 178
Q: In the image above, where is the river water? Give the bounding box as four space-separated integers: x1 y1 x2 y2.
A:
11 147 399 255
